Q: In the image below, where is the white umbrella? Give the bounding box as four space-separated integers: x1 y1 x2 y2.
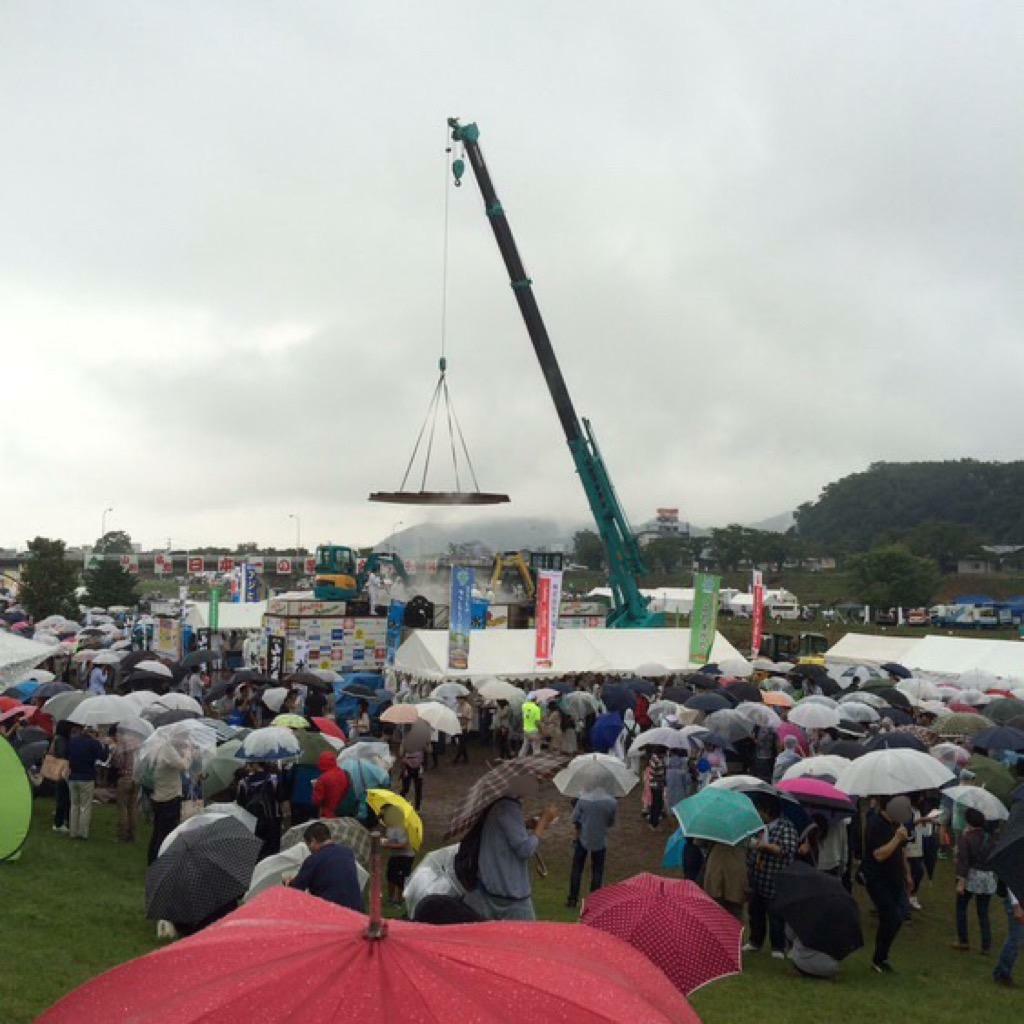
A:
958 670 997 692
91 651 121 666
629 727 693 755
531 687 561 703
800 695 839 709
781 755 852 783
897 678 941 701
839 691 888 709
111 640 132 651
205 802 258 832
125 690 162 710
310 669 342 684
554 753 639 798
929 742 971 767
262 687 290 713
68 694 134 726
942 785 1009 821
476 678 523 702
117 716 155 740
403 844 464 919
133 659 173 679
415 701 461 735
244 843 310 902
338 741 394 771
920 700 950 716
236 726 303 762
151 693 203 715
71 650 98 663
734 702 782 730
717 657 753 679
788 702 840 730
42 690 89 721
708 774 773 792
13 668 56 684
704 709 756 744
430 682 470 700
647 699 679 725
836 749 954 796
838 702 881 724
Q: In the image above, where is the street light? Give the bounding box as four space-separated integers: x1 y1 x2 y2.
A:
390 520 404 553
101 507 114 539
288 513 301 556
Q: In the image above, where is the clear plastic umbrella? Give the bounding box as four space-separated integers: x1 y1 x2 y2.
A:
942 785 1009 821
781 755 852 783
554 753 639 798
430 682 470 701
403 844 464 919
789 703 840 730
415 701 461 735
835 749 954 796
68 694 135 727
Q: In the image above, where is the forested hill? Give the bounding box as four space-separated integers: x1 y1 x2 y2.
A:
794 460 1024 552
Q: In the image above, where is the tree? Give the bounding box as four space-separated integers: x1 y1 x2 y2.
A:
19 537 80 620
83 559 139 609
902 521 982 574
708 524 749 572
93 530 134 555
571 529 605 570
643 536 694 574
849 544 940 609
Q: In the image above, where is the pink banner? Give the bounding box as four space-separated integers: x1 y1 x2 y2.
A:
751 570 765 658
534 570 563 668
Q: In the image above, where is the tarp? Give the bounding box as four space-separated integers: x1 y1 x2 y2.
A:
0 737 31 861
394 628 744 682
0 631 60 685
824 633 922 668
185 601 266 631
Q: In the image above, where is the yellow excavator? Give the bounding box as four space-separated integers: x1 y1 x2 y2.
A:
488 551 564 600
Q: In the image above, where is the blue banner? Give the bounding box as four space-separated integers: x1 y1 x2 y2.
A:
448 566 475 670
243 564 260 603
386 600 406 666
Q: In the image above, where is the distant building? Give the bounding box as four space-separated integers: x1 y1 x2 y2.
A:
957 545 1024 575
635 507 690 548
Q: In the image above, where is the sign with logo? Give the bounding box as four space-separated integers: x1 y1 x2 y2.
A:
243 564 260 603
187 556 204 574
248 556 264 573
276 558 293 575
751 570 765 658
304 557 317 575
447 566 475 670
196 628 210 651
118 554 139 575
154 553 173 575
689 573 721 665
267 635 285 680
153 617 180 658
218 556 235 573
534 569 564 668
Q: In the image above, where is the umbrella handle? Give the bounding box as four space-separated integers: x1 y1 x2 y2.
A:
364 830 389 941
534 851 548 878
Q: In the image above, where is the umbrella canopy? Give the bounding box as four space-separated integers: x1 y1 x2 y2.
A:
340 758 390 800
599 683 636 714
590 712 624 753
430 682 470 700
880 662 911 678
158 811 239 858
366 789 424 850
560 690 601 720
68 694 134 727
646 700 680 725
445 754 565 840
286 671 335 690
707 775 777 797
684 692 731 714
41 691 89 720
39 887 698 1024
989 803 1024 899
261 687 290 713
554 753 639 798
380 704 421 725
205 802 258 832
236 726 302 762
863 732 928 754
281 817 372 867
673 787 763 845
145 816 261 924
18 738 49 769
964 754 1017 804
1 736 32 861
415 701 461 735
399 719 433 754
311 716 346 741
835 749 954 796
292 729 337 768
703 709 755 744
762 691 794 709
149 709 201 728
936 713 994 738
271 713 311 730
776 777 855 813
531 687 561 703
149 693 203 715
930 742 971 767
35 681 73 701
477 678 523 702
630 726 695 754
838 701 880 724
403 844 464 918
581 873 742 996
134 660 173 679
788 702 840 730
973 726 1024 753
724 683 763 704
983 698 1024 725
178 650 213 669
770 861 863 961
780 755 852 783
942 785 1009 821
243 843 309 902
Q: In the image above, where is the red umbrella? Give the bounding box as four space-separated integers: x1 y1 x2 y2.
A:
38 887 699 1024
777 777 854 812
0 696 20 713
581 873 742 996
311 716 345 741
777 721 809 754
949 703 981 714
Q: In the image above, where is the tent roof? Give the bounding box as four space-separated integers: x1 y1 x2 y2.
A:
824 632 922 667
185 601 266 631
394 628 744 682
0 631 60 684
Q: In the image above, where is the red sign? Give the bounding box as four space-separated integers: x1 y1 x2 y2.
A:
534 570 562 668
276 558 293 575
118 554 139 575
154 554 173 575
751 570 765 657
304 557 317 575
218 556 235 573
187 556 205 574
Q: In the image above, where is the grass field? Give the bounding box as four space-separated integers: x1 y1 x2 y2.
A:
3 759 1019 1024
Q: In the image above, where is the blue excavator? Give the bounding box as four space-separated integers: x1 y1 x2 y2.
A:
448 118 662 628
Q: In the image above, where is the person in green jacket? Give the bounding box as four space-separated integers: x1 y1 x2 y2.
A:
519 696 542 757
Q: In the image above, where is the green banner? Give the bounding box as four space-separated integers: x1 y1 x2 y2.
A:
209 586 221 632
689 573 721 665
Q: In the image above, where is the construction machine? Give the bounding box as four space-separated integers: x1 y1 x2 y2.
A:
488 550 565 600
314 545 410 602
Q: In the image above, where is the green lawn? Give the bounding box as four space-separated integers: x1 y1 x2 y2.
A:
3 794 1018 1024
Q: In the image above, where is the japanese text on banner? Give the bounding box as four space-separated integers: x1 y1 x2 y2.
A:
448 566 475 670
688 573 721 665
534 569 563 668
751 570 764 658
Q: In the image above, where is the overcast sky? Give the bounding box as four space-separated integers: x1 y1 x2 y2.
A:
2 2 1022 552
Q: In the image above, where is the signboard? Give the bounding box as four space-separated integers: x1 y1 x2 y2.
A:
267 635 285 680
209 586 221 632
248 556 264 573
534 569 563 668
751 570 765 658
187 556 204 574
386 600 405 666
218 556 235 573
304 557 317 575
276 558 293 575
243 564 260 603
196 628 210 651
447 566 474 670
153 617 180 658
118 554 139 575
688 573 721 665
154 553 173 575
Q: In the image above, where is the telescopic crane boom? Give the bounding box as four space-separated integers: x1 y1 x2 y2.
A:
448 118 660 628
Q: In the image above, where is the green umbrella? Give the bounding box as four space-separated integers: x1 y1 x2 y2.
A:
294 730 335 767
935 713 993 738
984 699 1024 725
0 737 31 862
673 787 764 846
965 754 1017 805
203 739 243 800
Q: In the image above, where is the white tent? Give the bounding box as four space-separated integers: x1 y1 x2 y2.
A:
586 587 696 615
0 631 60 684
185 601 267 631
910 635 1024 682
394 628 744 682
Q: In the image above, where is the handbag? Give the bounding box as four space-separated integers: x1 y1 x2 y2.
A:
41 755 70 782
966 867 998 895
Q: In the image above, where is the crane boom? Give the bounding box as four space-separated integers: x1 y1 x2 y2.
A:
448 118 660 628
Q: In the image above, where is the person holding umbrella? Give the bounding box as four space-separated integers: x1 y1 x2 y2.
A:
566 783 618 908
743 796 799 959
862 795 914 974
953 807 997 953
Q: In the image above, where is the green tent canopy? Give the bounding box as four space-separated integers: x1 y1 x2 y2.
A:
0 737 32 861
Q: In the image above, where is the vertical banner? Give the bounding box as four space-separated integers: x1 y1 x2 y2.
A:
534 569 564 668
267 636 285 680
229 567 241 603
154 617 180 658
243 564 260 603
689 573 721 665
386 600 406 666
447 566 475 670
196 628 210 651
154 553 172 575
751 570 765 658
209 587 221 632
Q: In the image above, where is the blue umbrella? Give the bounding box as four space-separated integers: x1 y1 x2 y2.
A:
880 662 911 679
601 684 636 714
9 681 40 699
590 712 624 753
341 758 390 799
974 727 1024 753
662 828 686 869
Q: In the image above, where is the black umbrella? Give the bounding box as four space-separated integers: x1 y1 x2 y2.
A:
0 687 26 700
790 663 828 681
145 816 261 924
206 680 238 703
285 672 332 690
973 726 1024 753
989 802 1024 901
1006 716 1024 733
814 677 841 697
625 678 657 697
876 687 912 711
149 709 201 728
661 685 689 703
685 673 721 691
698 664 723 676
2 610 27 624
36 681 74 701
122 671 172 693
826 740 867 759
178 650 213 669
876 706 914 727
601 683 637 714
724 683 763 704
231 670 272 686
343 684 377 699
122 650 166 671
14 726 49 748
17 740 48 769
684 692 731 714
880 662 912 679
771 861 863 961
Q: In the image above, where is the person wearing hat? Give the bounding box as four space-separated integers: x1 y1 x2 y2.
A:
862 795 914 974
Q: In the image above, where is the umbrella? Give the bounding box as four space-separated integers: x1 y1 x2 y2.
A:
40 886 698 1024
286 671 335 690
762 691 794 709
399 719 433 754
41 690 88 721
17 739 48 769
554 753 639 798
684 693 730 714
942 785 1009 821
771 862 863 961
205 802 258 832
311 716 346 741
158 811 240 858
838 701 880 724
703 709 755 744
880 662 911 678
403 845 464 918
203 740 243 799
930 742 971 767
646 700 680 725
964 754 1017 804
477 678 523 702
117 716 155 741
630 726 695 754
983 698 1024 725
446 754 565 840
599 683 637 714
530 687 562 704
149 693 203 715
68 694 134 727
780 755 852 783
145 816 261 924
973 726 1024 753
236 727 302 762
35 681 73 701
271 713 311 730
178 650 213 669
151 708 202 729
281 817 372 867
133 660 173 679
197 717 240 743
989 803 1024 899
292 729 338 767
776 777 855 813
366 789 424 850
415 701 461 735
800 695 839 709
707 775 777 797
559 690 601 720
5 680 41 699
230 671 272 687
581 873 742 996
590 712 624 753
90 651 121 667
723 682 762 704
789 702 840 730
261 687 290 713
823 740 868 760
430 682 470 700
341 758 390 801
673 787 764 845
380 704 421 725
864 732 928 754
243 843 305 902
661 685 690 703
122 671 172 693
777 722 809 754
625 678 657 697
835 749 954 796
936 713 993 738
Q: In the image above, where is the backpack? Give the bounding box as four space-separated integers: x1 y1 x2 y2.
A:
454 800 503 892
243 777 278 821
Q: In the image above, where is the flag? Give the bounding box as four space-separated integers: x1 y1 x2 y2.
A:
534 569 563 668
119 554 139 575
751 570 765 658
689 573 721 665
448 566 474 670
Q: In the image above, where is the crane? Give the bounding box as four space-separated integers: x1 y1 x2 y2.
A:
448 118 661 628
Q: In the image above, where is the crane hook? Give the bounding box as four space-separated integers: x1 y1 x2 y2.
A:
452 157 465 187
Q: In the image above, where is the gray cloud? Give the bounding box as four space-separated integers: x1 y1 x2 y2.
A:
2 2 1022 550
